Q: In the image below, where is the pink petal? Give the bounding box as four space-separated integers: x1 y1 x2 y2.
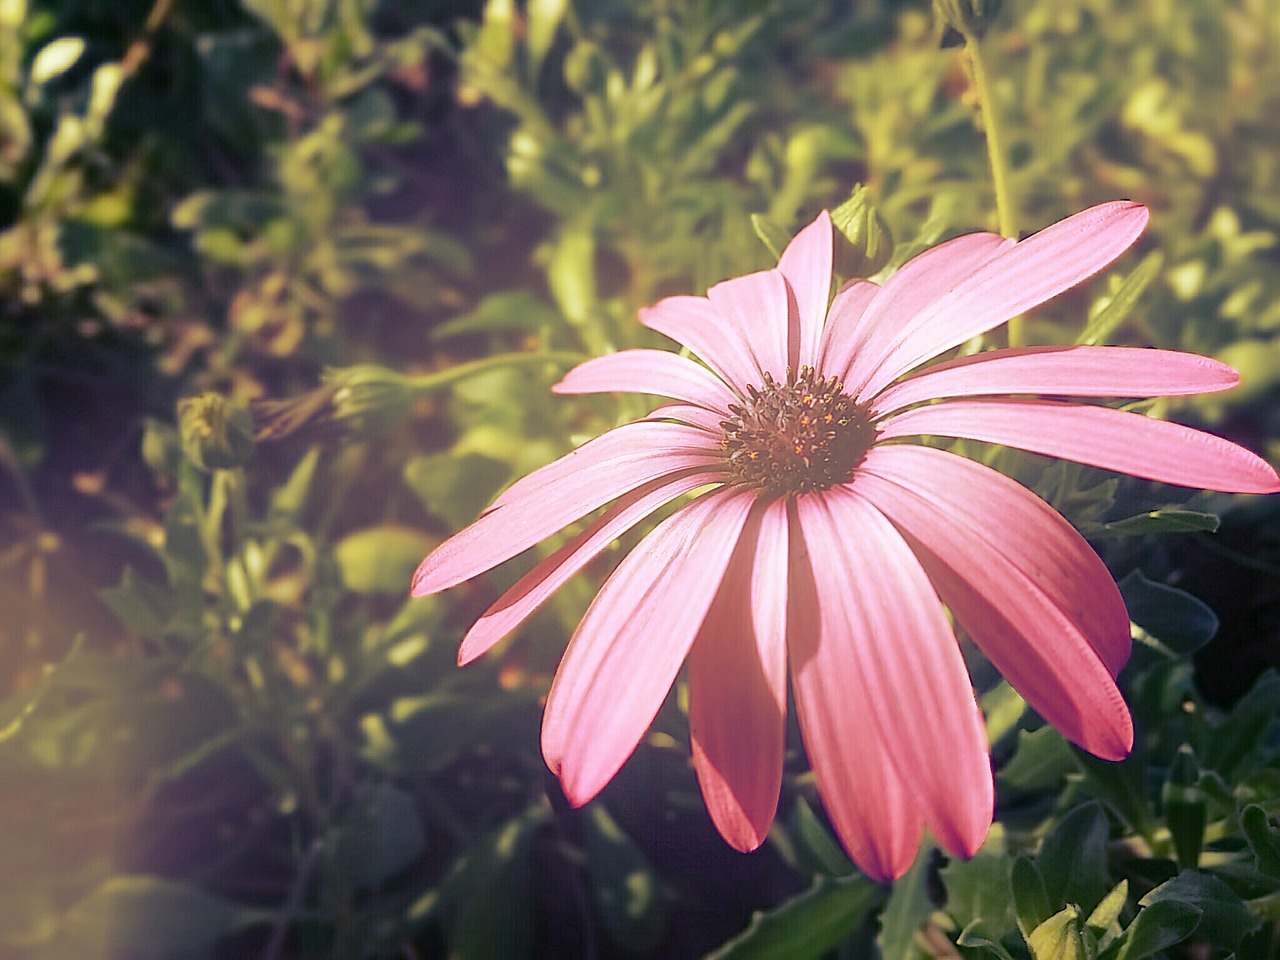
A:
856 202 1150 401
458 470 725 665
860 444 1131 676
553 349 738 410
541 489 756 806
705 269 792 381
828 232 1014 392
645 402 727 435
872 346 1241 418
777 211 834 369
791 491 992 878
857 452 1133 759
411 422 724 596
878 398 1280 493
640 293 766 393
689 498 789 852
814 278 881 380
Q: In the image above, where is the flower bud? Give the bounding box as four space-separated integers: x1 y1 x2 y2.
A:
324 364 419 433
933 0 1003 39
177 393 254 472
831 186 893 279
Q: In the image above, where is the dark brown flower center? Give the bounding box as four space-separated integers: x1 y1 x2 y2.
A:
720 367 875 495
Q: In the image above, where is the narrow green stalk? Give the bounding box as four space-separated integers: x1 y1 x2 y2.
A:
963 32 1022 344
965 34 1017 240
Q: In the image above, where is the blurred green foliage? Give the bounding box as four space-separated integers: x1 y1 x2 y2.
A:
2 0 1280 957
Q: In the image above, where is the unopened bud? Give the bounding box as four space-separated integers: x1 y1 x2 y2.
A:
933 0 1003 39
324 364 419 433
831 185 893 279
177 393 254 472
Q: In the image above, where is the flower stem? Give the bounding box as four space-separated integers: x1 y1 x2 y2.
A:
963 31 1021 344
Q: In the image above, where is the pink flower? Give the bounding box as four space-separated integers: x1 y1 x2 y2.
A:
411 203 1280 881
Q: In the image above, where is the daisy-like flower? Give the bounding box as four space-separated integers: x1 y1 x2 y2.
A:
411 202 1280 881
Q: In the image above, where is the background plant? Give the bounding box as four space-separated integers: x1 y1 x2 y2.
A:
1 0 1279 958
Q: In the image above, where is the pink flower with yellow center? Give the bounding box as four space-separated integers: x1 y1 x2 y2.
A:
411 202 1279 881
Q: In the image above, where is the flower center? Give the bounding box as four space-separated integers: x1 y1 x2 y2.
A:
720 367 875 495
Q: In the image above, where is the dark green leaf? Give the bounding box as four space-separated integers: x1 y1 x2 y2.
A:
584 804 664 953
942 850 1016 942
877 844 935 960
1113 899 1201 960
1240 805 1280 879
998 727 1076 792
403 452 510 530
703 873 882 960
1012 856 1053 941
1118 569 1219 657
1037 804 1112 915
1139 871 1256 949
34 876 267 960
331 782 426 890
1098 509 1219 537
788 796 856 877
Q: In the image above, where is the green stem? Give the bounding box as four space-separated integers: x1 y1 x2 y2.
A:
965 33 1017 240
963 31 1022 345
404 350 588 397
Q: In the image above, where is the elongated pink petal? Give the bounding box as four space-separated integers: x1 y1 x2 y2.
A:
859 457 1133 758
777 211 833 369
706 269 792 382
488 420 717 511
879 398 1280 493
872 346 1241 417
855 450 1136 757
553 349 737 410
542 490 756 806
411 422 724 596
830 233 1014 391
856 202 1150 400
458 470 724 665
815 278 880 378
689 498 789 852
640 295 759 392
792 492 992 878
860 444 1131 675
645 402 727 435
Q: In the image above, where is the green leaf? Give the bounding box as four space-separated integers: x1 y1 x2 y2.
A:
1012 856 1053 941
334 525 437 595
877 843 936 960
1037 804 1112 916
1086 880 1129 947
1098 509 1219 537
35 876 267 960
403 451 510 530
1139 871 1256 949
750 214 792 260
1162 746 1206 869
998 726 1076 792
331 782 426 890
1027 905 1087 960
1118 569 1219 657
430 291 563 340
788 796 856 877
583 804 664 953
1112 899 1201 960
703 873 882 960
443 805 548 960
942 848 1016 942
1240 805 1280 879
100 567 174 640
1076 251 1163 347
